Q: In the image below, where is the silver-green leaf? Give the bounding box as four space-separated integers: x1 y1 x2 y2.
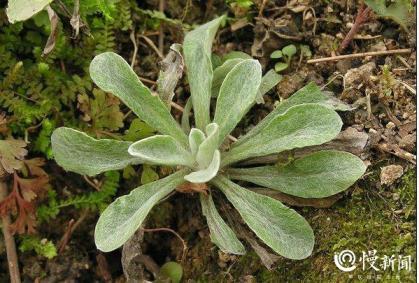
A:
183 16 225 129
213 176 314 260
235 82 346 147
227 150 366 198
257 69 282 104
196 123 219 168
200 193 245 255
184 150 220 183
6 0 53 23
90 52 188 146
128 135 194 166
213 59 262 146
95 170 187 252
189 128 206 157
211 58 244 98
51 127 143 176
222 104 342 166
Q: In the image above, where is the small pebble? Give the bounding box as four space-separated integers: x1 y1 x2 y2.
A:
380 165 404 185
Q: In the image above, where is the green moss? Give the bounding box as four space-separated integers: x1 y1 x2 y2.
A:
182 168 416 282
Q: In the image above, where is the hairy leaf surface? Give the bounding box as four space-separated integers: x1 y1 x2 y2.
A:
128 135 194 166
222 104 342 166
235 82 347 147
183 16 224 129
51 127 142 176
184 150 220 183
196 123 219 168
256 69 282 104
211 58 244 97
227 150 366 198
95 170 187 252
6 0 53 23
213 59 262 146
213 176 314 260
189 128 206 157
90 52 188 146
200 193 245 254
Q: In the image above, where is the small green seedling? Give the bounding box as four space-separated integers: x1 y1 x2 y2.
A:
270 44 297 72
51 16 366 260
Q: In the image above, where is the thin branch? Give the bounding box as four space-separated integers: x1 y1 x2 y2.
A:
139 35 164 59
141 227 187 262
307 49 411 64
376 143 416 165
130 29 138 69
58 209 89 254
340 4 372 51
158 0 165 55
0 181 21 283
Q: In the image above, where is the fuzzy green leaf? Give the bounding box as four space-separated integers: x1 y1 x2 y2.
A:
282 45 297 58
221 51 252 62
128 135 194 166
51 127 142 176
270 50 283 59
89 52 188 146
184 150 220 183
227 150 366 198
257 69 282 104
274 62 289 72
196 123 219 168
211 58 244 97
200 193 245 254
222 104 342 166
181 98 193 133
95 170 187 252
213 59 262 145
365 0 412 31
189 128 206 157
234 82 346 147
6 0 53 23
213 176 314 260
183 16 225 129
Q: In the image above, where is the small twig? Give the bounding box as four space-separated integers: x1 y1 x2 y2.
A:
57 209 89 253
181 0 192 22
396 55 412 69
258 0 268 16
366 90 372 120
83 175 101 191
58 219 75 254
130 29 138 69
170 101 184 112
396 80 416 95
0 181 21 283
139 35 164 59
141 227 187 262
376 143 416 165
307 49 411 64
340 4 372 51
96 253 112 282
158 0 165 55
139 77 157 85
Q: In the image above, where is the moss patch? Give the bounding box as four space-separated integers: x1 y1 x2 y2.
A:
177 168 416 282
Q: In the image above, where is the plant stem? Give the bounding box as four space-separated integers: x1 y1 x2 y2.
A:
340 4 372 51
307 49 411 64
0 181 21 283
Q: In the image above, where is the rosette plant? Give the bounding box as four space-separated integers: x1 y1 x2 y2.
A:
51 16 366 260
